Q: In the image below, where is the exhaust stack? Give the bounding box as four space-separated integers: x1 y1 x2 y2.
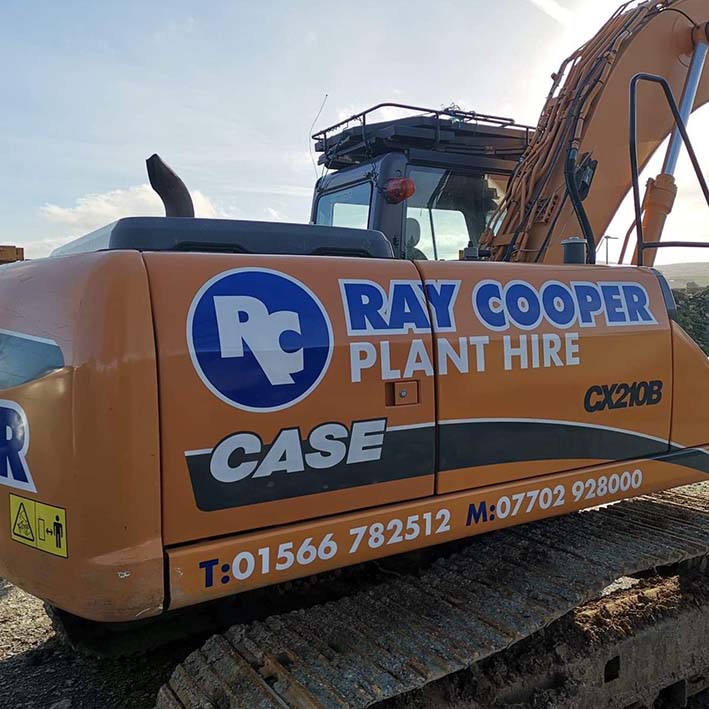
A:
146 154 195 218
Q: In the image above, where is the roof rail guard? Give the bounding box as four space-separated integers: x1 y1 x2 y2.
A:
312 103 526 143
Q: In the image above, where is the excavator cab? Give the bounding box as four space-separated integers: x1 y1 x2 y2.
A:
310 104 532 260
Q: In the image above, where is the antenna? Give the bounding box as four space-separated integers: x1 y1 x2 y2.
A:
309 93 329 178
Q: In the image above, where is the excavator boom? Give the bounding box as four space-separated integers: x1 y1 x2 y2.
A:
483 0 709 265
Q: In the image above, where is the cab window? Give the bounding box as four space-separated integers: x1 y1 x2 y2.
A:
404 167 506 260
315 182 372 229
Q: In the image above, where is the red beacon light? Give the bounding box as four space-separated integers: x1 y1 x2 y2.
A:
383 178 416 204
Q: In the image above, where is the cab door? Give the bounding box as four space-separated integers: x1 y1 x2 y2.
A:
145 253 436 545
414 261 673 494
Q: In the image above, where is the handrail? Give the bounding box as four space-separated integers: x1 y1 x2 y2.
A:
628 73 709 265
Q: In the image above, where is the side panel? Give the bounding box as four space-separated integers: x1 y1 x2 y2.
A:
165 261 708 612
145 254 436 545
0 253 163 622
413 262 673 494
168 453 706 608
669 321 709 448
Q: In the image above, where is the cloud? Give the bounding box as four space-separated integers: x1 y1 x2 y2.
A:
286 151 316 174
34 183 233 258
208 183 313 199
336 105 359 122
23 237 78 260
40 183 225 233
335 104 424 125
526 0 574 26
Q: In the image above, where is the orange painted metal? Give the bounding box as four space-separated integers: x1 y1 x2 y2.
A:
167 455 705 608
1 2 709 628
669 321 709 446
413 261 673 493
145 253 436 546
1 249 704 621
0 253 162 622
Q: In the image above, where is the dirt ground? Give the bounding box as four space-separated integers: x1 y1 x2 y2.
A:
0 578 201 709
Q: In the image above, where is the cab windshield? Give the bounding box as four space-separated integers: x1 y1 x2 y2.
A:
404 167 506 260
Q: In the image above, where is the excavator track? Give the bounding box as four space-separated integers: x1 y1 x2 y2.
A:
157 482 709 708
389 570 709 707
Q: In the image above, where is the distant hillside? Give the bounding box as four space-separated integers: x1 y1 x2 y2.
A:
657 262 709 289
673 286 709 354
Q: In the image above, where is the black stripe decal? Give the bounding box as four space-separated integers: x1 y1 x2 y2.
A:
656 447 709 474
187 426 434 511
439 420 668 471
186 419 709 512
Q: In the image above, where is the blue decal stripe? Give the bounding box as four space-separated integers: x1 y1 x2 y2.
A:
0 331 64 390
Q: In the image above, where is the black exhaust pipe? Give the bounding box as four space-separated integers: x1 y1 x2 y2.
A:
146 154 195 217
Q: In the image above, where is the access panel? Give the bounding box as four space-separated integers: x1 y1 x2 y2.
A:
413 262 673 494
145 253 436 545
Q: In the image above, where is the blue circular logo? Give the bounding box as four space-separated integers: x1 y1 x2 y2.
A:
187 268 333 411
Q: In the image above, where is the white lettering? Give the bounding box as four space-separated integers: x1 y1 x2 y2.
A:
203 420 389 484
305 423 348 469
438 337 468 375
350 342 377 383
542 333 563 367
403 339 434 379
565 332 580 365
530 333 542 369
210 433 261 483
469 336 489 372
380 341 402 380
347 420 386 464
253 428 304 477
504 335 529 371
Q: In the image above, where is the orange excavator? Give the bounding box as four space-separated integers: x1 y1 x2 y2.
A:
2 1 709 706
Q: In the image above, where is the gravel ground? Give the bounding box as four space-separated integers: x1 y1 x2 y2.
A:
0 578 199 709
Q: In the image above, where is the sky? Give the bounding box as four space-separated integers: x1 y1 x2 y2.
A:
1 0 708 264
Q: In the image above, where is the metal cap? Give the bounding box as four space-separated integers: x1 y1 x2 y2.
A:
561 236 587 264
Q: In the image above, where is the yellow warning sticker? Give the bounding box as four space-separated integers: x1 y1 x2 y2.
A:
9 494 68 558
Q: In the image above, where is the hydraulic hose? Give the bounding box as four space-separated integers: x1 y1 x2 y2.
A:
564 147 596 263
